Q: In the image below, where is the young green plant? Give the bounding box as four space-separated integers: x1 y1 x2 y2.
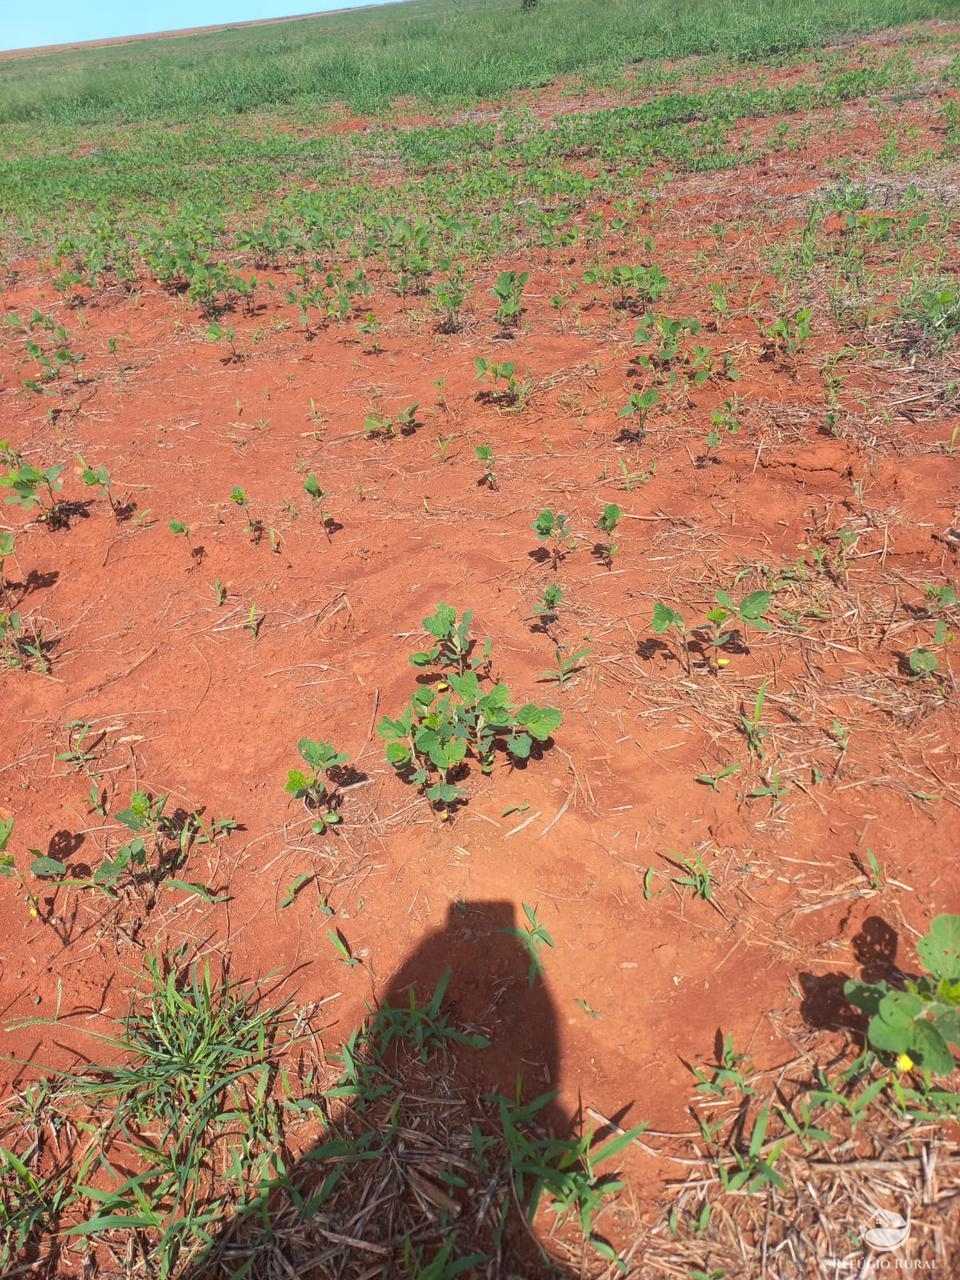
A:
286 738 349 834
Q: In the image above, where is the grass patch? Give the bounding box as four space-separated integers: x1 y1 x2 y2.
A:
0 0 956 125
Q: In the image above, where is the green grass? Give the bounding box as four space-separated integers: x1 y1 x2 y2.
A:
0 955 310 1277
0 55 937 265
0 0 954 125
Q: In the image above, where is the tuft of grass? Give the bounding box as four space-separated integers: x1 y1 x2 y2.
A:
7 954 310 1280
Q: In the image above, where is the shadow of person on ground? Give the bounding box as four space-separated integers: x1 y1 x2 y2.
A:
186 899 585 1280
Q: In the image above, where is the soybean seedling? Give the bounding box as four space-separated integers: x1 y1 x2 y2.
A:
169 519 202 563
617 389 658 441
410 602 490 676
700 590 772 667
923 584 958 615
229 487 264 544
533 509 573 569
595 503 622 567
395 402 420 435
492 269 529 328
1 461 65 525
475 445 497 489
435 434 454 465
651 602 691 673
703 397 743 461
474 358 530 408
532 582 563 632
304 473 335 538
80 459 131 520
286 738 349 834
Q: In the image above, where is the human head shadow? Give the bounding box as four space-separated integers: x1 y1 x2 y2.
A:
184 900 582 1279
798 914 901 1034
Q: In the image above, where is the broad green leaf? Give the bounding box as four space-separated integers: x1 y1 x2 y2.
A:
385 741 412 767
422 602 456 639
917 914 960 982
377 713 411 739
285 769 310 795
515 704 562 741
844 978 888 1016
30 856 67 878
652 602 684 633
867 990 925 1056
910 1020 956 1075
448 670 481 702
426 781 463 803
740 590 772 619
409 648 439 667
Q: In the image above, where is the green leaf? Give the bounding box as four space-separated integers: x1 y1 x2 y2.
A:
448 671 481 703
426 780 463 803
299 738 347 770
598 503 622 533
285 769 310 795
385 741 412 768
164 879 227 902
280 873 315 908
420 732 466 771
917 915 960 983
867 990 925 1056
843 978 888 1017
739 590 772 619
910 1020 956 1075
652 602 684 634
377 713 411 739
30 855 67 878
115 788 151 829
515 704 562 741
422 602 457 639
909 647 938 675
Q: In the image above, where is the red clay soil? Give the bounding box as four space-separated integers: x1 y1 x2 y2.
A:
1 46 959 1269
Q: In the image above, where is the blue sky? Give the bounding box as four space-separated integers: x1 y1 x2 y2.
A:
2 0 388 53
